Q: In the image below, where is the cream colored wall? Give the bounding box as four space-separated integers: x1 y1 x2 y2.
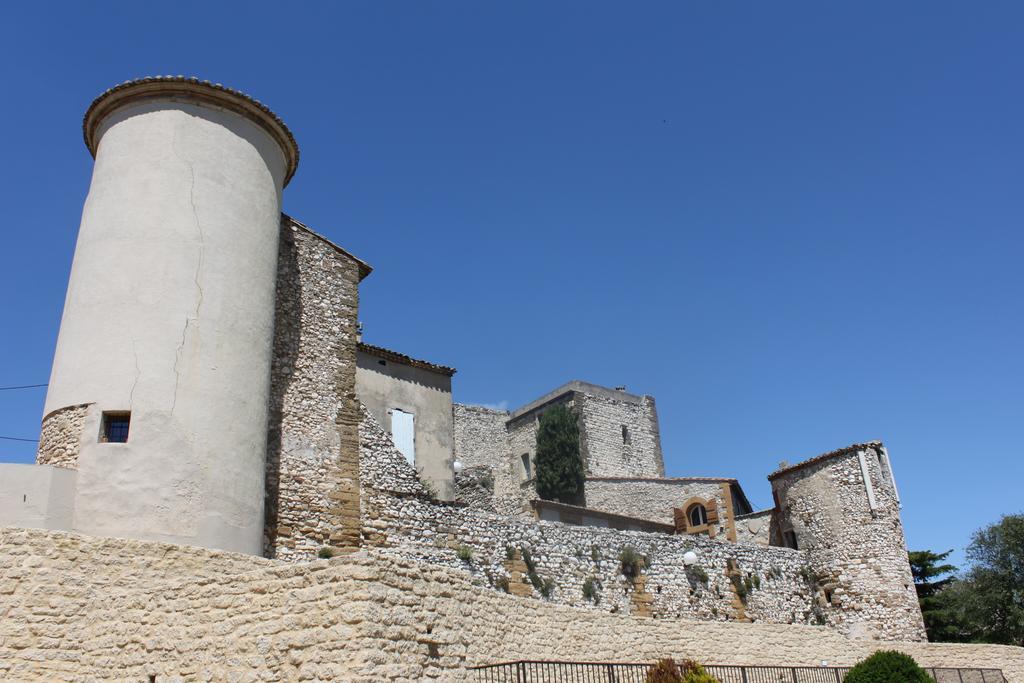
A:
0 466 76 530
1 527 1021 682
42 97 288 554
355 351 454 499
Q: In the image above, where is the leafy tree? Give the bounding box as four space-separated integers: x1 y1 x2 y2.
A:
534 404 584 505
943 514 1024 645
843 651 932 683
908 549 957 641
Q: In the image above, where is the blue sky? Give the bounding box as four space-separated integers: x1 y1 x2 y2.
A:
0 2 1020 567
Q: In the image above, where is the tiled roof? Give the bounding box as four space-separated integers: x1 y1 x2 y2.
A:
357 342 456 377
767 441 882 481
83 76 300 185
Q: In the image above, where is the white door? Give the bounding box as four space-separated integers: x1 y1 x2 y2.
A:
391 409 416 465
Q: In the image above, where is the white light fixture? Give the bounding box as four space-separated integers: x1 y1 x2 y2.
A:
453 460 464 474
683 551 698 566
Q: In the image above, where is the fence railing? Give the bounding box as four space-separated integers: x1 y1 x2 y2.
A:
468 660 1008 683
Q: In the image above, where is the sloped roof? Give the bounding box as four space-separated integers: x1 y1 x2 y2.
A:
283 214 373 281
357 342 456 377
767 441 882 481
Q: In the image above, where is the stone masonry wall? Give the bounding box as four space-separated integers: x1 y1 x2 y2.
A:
452 403 509 470
584 478 728 527
578 392 664 478
34 403 89 468
451 403 509 511
263 218 362 561
363 411 835 629
734 509 774 546
2 526 1022 682
771 444 926 641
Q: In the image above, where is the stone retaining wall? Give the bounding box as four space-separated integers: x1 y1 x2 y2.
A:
0 526 1021 682
362 408 829 629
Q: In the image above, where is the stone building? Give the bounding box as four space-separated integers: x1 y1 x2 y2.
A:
0 77 929 648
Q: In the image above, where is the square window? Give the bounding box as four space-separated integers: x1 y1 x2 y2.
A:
101 412 130 443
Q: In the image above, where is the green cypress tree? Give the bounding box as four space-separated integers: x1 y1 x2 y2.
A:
908 549 957 641
534 404 584 505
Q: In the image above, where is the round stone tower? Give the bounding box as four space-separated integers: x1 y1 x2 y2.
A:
769 442 926 641
39 77 299 554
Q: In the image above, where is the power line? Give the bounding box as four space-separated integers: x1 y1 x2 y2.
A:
0 435 38 442
0 383 48 391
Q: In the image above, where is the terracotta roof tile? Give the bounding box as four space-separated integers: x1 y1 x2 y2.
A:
357 342 456 377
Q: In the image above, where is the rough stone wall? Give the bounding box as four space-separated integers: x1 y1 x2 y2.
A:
771 444 926 641
452 403 509 469
453 465 496 512
584 478 727 527
451 403 509 510
734 509 774 546
362 411 828 628
2 526 1021 682
578 392 664 478
34 403 89 468
264 219 362 561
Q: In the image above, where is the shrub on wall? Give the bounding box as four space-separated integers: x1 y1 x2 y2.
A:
534 404 584 505
619 546 650 579
843 651 933 683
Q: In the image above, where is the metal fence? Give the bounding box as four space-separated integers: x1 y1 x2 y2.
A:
468 660 1008 683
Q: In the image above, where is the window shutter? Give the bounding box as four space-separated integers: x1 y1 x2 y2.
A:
705 499 719 524
673 507 688 533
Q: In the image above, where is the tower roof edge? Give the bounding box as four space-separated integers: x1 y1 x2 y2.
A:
83 76 300 186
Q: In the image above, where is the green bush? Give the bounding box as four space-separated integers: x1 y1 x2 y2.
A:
317 546 336 559
619 547 648 579
456 545 473 562
505 545 516 561
540 577 555 598
687 566 709 584
521 548 536 573
844 650 933 683
582 576 601 604
679 660 719 683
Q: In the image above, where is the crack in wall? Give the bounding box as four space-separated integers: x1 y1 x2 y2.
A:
169 128 206 414
129 339 141 408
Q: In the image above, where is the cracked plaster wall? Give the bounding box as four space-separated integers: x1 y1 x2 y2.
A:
40 98 288 554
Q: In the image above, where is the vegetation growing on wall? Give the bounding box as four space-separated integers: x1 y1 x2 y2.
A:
534 404 584 505
618 546 650 579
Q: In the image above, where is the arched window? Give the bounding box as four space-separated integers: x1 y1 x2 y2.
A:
687 503 708 528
